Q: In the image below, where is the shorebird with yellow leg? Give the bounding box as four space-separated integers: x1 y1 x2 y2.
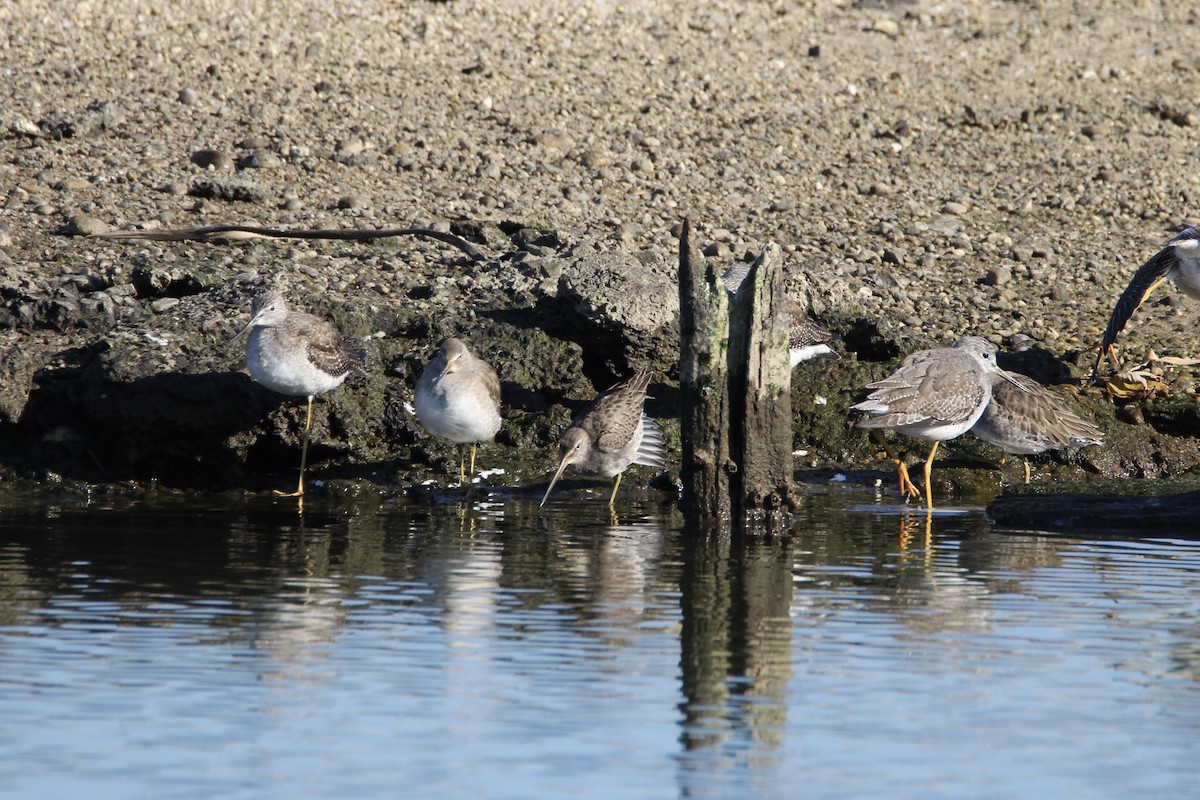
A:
971 369 1104 484
1094 226 1200 379
540 371 666 508
414 337 502 485
853 336 1018 509
236 290 363 499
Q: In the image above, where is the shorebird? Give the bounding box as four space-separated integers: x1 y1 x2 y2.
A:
414 337 502 484
786 302 838 366
540 371 666 507
236 290 362 498
721 263 838 366
1094 226 1200 377
971 369 1104 483
852 336 1013 509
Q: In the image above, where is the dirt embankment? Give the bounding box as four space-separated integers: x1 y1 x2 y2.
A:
1 1 1197 494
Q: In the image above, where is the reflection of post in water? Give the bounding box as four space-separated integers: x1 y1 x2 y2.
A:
678 531 795 784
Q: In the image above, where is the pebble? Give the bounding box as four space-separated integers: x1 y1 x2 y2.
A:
941 200 970 215
55 177 92 192
177 88 198 105
189 177 268 203
984 266 1011 286
337 193 366 209
533 131 574 151
191 149 234 170
238 151 284 169
151 298 180 313
872 18 900 37
63 215 111 236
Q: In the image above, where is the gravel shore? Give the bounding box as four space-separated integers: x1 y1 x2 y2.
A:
1 0 1198 491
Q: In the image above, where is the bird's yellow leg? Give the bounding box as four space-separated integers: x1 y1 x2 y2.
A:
469 444 478 479
922 441 940 510
870 430 919 499
276 395 314 498
1023 459 1031 485
608 472 624 507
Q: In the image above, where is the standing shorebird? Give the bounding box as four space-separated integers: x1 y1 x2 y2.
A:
721 262 838 366
852 336 1013 509
971 370 1104 484
1094 226 1200 377
237 290 362 498
414 337 502 484
540 371 666 507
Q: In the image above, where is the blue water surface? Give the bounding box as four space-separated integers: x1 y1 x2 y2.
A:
0 488 1197 799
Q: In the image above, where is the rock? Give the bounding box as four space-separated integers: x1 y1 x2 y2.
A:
40 100 125 139
984 266 1011 286
191 149 235 170
555 242 679 375
62 215 112 236
189 177 268 203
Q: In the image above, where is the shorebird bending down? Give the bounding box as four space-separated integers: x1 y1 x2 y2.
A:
1094 226 1200 378
237 290 362 498
540 371 666 507
852 336 1013 509
971 370 1104 484
414 337 502 484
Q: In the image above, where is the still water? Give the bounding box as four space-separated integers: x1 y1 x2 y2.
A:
0 485 1198 799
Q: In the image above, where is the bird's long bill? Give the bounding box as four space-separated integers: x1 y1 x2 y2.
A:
229 312 261 344
539 455 571 507
998 369 1034 394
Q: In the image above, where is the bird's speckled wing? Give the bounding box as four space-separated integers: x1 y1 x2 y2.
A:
579 371 653 454
854 349 986 429
291 312 362 378
789 314 834 350
977 371 1103 451
479 357 502 410
1100 227 1198 349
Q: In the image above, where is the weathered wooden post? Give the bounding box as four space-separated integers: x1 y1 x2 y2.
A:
679 219 793 528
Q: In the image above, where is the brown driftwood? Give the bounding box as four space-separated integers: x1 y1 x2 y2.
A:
678 219 792 528
86 224 483 258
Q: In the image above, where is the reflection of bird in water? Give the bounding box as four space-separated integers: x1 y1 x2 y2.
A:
1094 226 1200 378
540 371 666 508
853 337 1014 509
971 370 1104 484
236 290 362 498
721 262 838 366
414 337 503 485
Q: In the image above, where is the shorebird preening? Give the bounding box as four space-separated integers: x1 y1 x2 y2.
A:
414 337 503 484
237 290 363 498
852 336 1015 509
1094 226 1200 378
786 302 838 366
971 370 1104 483
721 262 838 366
540 371 666 507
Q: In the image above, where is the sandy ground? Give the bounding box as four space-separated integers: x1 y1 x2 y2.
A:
1 0 1198 487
